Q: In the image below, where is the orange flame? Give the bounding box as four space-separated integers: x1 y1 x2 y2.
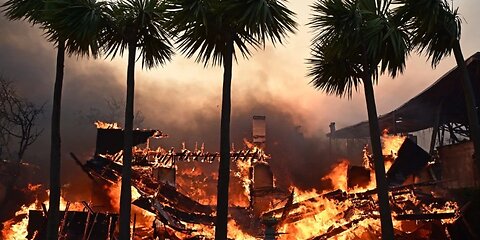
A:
381 134 406 157
94 121 121 129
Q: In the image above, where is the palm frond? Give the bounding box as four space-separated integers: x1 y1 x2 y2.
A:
2 0 110 57
239 0 297 46
103 0 174 68
307 41 363 98
309 0 362 52
1 0 45 24
44 0 109 58
393 0 460 67
308 0 410 97
167 0 295 66
364 10 410 78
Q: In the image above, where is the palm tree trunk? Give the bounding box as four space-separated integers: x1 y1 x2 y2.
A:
362 74 394 240
47 38 65 240
119 42 136 240
215 36 233 240
452 40 480 171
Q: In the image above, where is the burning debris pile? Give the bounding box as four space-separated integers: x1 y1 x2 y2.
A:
0 120 467 239
0 183 118 240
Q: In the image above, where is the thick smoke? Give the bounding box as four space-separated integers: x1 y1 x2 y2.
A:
0 16 125 193
0 13 344 198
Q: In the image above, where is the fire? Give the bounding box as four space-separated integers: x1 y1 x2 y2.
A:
25 183 42 192
278 189 353 239
227 219 255 240
2 128 460 240
243 138 256 149
381 134 406 157
176 162 218 205
321 159 349 191
1 203 34 239
1 186 84 239
94 120 121 129
234 157 253 198
104 182 155 226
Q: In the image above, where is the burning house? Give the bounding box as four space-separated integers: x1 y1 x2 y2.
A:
1 109 466 239
327 52 480 239
329 52 480 188
5 50 480 240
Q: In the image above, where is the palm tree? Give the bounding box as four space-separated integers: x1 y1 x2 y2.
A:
308 0 410 239
102 0 173 238
394 0 480 172
1 0 107 238
166 0 296 238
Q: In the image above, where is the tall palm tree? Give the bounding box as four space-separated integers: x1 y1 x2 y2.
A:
166 0 296 238
308 0 410 239
102 0 173 238
394 0 480 172
1 0 107 238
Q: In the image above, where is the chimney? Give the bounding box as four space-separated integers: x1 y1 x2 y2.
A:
253 115 266 149
329 122 336 135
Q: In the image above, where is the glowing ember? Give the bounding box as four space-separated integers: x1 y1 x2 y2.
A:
25 183 42 192
94 120 121 129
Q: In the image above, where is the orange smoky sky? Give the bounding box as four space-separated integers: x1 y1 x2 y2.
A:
130 0 480 135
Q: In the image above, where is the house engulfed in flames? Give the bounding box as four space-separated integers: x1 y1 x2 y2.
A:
1 115 467 239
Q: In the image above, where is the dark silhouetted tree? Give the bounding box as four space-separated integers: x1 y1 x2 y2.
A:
1 0 108 238
102 0 174 238
167 0 296 238
308 0 410 239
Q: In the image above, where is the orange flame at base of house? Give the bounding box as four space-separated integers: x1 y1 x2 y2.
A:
2 133 460 239
104 182 156 234
1 203 32 240
381 134 406 157
1 187 85 240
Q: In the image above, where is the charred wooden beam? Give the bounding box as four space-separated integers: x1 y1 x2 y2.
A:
395 212 456 221
133 197 215 225
279 191 294 223
156 183 214 215
348 180 448 200
70 152 96 181
81 201 95 214
262 189 344 218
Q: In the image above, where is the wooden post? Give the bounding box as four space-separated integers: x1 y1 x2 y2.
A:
58 202 70 239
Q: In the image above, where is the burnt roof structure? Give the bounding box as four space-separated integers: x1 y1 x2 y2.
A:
329 52 480 139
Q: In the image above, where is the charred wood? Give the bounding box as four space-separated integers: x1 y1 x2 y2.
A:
395 212 456 220
133 197 215 225
156 183 214 215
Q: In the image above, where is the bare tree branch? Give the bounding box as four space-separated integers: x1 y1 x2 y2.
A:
0 76 45 162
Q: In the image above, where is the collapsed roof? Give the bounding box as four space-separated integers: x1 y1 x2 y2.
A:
329 52 480 139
